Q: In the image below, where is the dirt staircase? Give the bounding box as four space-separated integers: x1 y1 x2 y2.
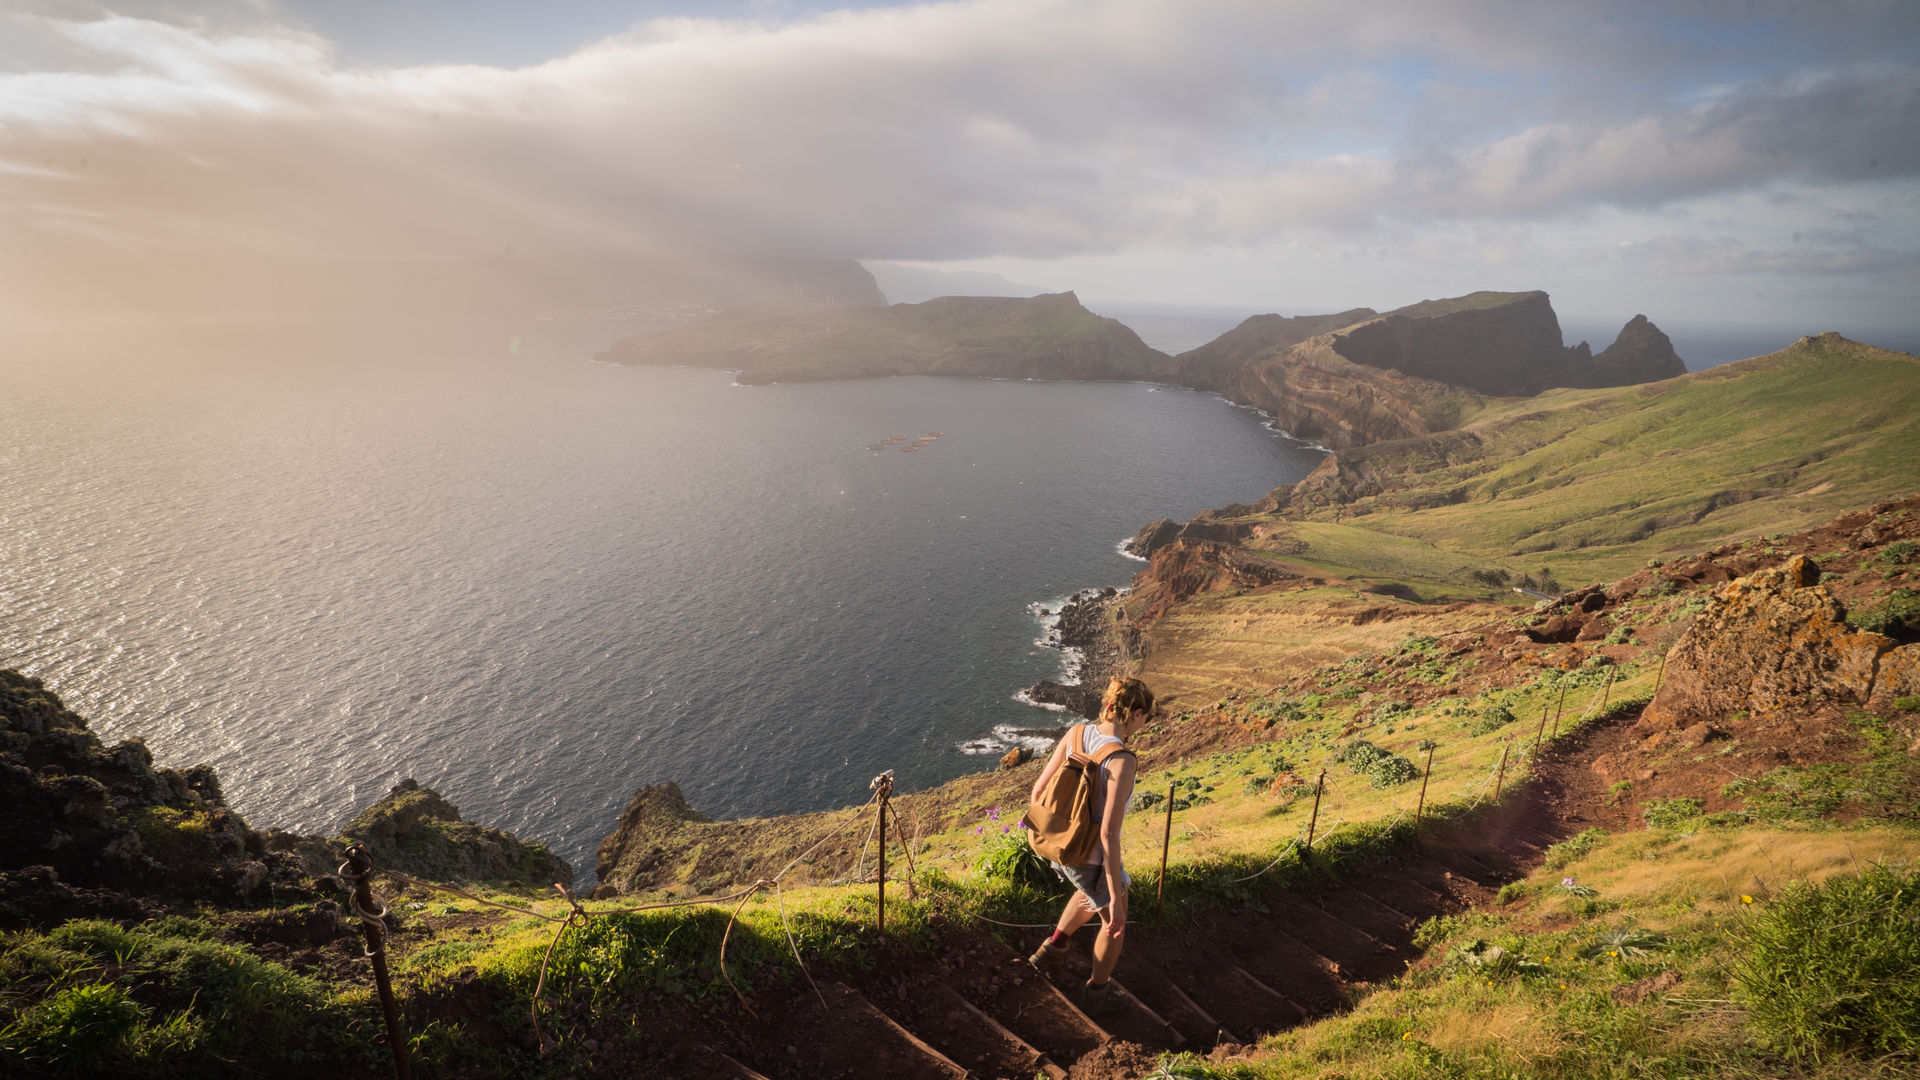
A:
648 709 1624 1079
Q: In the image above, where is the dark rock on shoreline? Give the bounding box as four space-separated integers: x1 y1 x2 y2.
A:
1023 587 1138 719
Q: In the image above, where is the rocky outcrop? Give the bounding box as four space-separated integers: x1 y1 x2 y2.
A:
599 291 1171 385
1128 540 1313 621
0 670 284 911
330 778 574 889
1638 556 1897 733
1330 292 1579 395
593 782 712 896
1324 291 1683 396
1588 315 1686 386
1174 308 1377 392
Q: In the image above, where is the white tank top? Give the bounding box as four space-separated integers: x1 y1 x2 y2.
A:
1080 725 1126 865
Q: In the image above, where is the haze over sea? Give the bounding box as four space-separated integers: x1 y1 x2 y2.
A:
1 316 1325 878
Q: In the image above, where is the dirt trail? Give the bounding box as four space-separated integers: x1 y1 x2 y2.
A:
606 704 1636 1080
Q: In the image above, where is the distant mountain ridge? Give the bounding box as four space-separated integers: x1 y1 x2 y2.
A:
600 283 1688 449
1177 290 1686 448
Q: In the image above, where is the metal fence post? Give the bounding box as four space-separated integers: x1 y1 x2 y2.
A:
1304 770 1326 853
343 844 411 1080
1157 781 1174 912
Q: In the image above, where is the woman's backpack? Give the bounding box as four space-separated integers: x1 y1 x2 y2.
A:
1024 724 1132 866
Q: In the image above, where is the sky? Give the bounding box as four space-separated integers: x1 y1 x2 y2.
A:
2 1 1917 333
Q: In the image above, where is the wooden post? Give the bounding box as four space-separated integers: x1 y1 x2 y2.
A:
1654 652 1668 695
1551 681 1569 739
1533 703 1549 755
344 844 411 1080
1157 781 1174 912
876 796 887 944
1601 667 1616 710
1414 745 1435 829
1304 770 1326 853
1493 740 1511 802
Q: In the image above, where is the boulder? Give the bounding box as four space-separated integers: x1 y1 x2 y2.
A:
1639 557 1895 732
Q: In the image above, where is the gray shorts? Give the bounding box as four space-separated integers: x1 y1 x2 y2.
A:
1052 860 1131 914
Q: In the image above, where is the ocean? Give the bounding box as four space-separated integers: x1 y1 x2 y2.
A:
0 316 1324 877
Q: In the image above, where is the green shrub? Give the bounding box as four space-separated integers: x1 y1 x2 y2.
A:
1641 797 1705 829
1335 740 1388 770
1895 695 1920 712
1733 863 1920 1061
45 920 137 962
6 983 145 1073
1470 705 1516 735
1846 588 1920 637
977 829 1054 890
1542 827 1607 869
1365 754 1418 788
1877 540 1917 566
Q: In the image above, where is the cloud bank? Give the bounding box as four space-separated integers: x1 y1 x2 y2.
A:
1 0 1915 319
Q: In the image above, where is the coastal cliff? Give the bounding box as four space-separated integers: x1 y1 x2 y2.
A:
596 291 1170 384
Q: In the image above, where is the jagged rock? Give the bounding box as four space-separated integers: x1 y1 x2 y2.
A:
1589 315 1686 385
1639 556 1896 733
338 778 574 890
0 669 291 910
1127 518 1182 558
998 747 1029 769
1025 679 1100 717
595 782 712 892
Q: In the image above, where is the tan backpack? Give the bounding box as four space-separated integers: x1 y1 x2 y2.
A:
1024 724 1133 866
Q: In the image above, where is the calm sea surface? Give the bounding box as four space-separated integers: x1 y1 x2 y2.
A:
0 317 1323 877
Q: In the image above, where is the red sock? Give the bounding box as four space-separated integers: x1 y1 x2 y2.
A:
1048 930 1070 949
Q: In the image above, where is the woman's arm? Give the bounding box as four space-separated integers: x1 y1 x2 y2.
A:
1029 730 1074 805
1099 754 1136 936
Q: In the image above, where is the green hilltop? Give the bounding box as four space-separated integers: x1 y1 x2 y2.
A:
1168 332 1920 597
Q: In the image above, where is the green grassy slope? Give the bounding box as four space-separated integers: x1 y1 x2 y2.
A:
1257 333 1920 587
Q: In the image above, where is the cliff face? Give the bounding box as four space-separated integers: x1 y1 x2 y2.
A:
597 291 1171 384
1217 337 1485 450
1331 291 1584 396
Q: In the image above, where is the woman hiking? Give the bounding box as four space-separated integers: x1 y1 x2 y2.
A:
1025 675 1153 1015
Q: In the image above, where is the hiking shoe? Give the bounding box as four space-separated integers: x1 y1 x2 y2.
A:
1026 940 1070 984
1080 979 1129 1018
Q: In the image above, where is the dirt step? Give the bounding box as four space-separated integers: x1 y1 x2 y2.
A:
1038 931 1187 1052
888 978 1066 1080
1168 962 1306 1041
730 982 968 1080
1294 885 1417 949
1343 861 1452 912
1120 968 1243 1048
949 937 1108 1065
699 1047 777 1080
1421 845 1512 885
1399 850 1501 897
1270 895 1404 981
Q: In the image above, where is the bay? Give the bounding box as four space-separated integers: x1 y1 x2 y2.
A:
0 317 1322 876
